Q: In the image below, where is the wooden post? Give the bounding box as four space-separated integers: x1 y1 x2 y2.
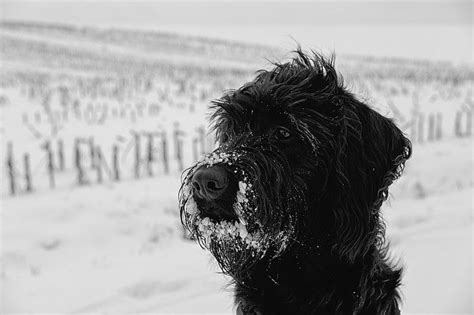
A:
177 138 184 171
146 133 154 177
410 118 417 143
89 137 95 168
112 145 120 181
24 153 32 192
6 142 16 195
411 92 419 143
192 138 198 162
173 123 180 160
417 114 424 143
57 139 65 171
162 132 169 174
95 146 103 183
42 141 55 188
454 111 461 137
134 133 140 178
428 114 435 141
173 123 186 171
435 113 443 140
74 139 86 185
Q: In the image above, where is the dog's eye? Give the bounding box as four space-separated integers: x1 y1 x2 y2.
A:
275 127 292 140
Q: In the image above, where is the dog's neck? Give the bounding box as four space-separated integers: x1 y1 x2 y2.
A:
232 245 401 314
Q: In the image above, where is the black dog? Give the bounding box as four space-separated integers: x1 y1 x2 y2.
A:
179 50 411 314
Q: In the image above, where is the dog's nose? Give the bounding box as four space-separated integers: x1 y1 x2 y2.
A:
192 166 229 201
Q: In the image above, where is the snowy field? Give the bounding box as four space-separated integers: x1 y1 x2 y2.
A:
1 22 473 314
1 140 473 314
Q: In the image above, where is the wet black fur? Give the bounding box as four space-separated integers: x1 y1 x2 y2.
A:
185 50 411 314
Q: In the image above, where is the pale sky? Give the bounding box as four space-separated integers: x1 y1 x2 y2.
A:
1 1 472 62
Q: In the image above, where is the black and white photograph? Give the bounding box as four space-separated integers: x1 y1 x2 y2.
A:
0 1 472 314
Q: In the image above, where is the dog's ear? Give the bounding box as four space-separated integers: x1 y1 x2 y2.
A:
360 106 412 210
330 98 411 261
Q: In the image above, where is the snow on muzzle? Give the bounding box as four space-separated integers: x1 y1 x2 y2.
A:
179 150 294 259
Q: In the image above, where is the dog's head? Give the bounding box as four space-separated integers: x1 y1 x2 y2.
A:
179 50 411 278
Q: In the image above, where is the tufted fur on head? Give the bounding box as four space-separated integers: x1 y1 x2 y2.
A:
180 49 411 314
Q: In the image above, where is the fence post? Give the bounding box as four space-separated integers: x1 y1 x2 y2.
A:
173 123 180 160
177 138 184 171
192 138 198 162
146 133 154 177
410 92 420 143
417 114 424 143
454 111 461 137
435 113 443 140
42 141 55 188
89 137 96 169
173 123 185 171
134 133 141 178
427 114 435 142
112 145 120 181
6 142 16 195
74 139 86 185
162 132 169 175
57 139 65 171
24 153 32 192
96 146 103 183
410 118 417 143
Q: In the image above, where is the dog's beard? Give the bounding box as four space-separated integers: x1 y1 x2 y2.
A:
179 149 303 279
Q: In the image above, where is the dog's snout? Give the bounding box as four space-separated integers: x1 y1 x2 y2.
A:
192 166 229 201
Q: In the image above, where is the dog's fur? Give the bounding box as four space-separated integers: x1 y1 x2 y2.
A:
179 50 411 314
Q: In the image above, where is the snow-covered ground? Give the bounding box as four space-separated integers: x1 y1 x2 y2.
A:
0 22 473 315
1 138 472 314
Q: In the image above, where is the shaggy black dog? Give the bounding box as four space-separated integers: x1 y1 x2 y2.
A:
179 50 411 314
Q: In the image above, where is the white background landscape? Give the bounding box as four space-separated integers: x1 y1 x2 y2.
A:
0 1 472 314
